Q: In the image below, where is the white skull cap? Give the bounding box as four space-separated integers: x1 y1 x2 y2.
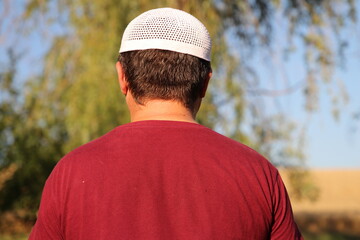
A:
119 8 212 61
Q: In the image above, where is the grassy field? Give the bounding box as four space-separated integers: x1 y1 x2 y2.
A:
0 234 27 240
281 169 360 212
281 169 360 238
302 232 360 240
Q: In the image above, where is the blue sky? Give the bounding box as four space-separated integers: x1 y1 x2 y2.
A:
237 7 360 169
275 20 360 168
296 26 360 168
306 41 360 168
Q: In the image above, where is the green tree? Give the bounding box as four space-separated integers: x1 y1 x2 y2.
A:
0 48 66 225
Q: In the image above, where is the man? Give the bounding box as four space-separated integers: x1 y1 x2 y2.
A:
30 8 302 239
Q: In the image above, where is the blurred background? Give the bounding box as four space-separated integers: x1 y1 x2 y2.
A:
0 0 359 239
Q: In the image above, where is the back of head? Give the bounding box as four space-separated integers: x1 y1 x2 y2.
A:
118 8 212 110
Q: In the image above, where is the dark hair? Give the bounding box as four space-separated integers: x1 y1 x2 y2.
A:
118 49 211 110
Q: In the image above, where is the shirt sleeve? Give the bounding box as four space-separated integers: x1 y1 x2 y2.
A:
29 166 63 240
270 171 303 240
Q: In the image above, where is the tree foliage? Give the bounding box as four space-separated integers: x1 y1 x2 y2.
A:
0 0 357 222
0 49 66 214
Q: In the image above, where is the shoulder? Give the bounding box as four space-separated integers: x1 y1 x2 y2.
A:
203 126 276 165
55 127 121 169
185 125 280 183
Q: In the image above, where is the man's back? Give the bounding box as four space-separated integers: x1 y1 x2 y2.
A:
30 120 301 239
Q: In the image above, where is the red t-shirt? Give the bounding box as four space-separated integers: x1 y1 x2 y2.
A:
30 120 302 239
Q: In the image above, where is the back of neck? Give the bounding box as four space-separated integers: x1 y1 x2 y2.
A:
129 99 197 123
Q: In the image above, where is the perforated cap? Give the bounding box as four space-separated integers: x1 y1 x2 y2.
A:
119 8 212 61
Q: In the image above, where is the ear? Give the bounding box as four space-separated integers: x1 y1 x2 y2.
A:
116 61 128 95
200 71 212 98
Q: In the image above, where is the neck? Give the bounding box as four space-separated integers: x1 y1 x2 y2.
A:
129 98 198 123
